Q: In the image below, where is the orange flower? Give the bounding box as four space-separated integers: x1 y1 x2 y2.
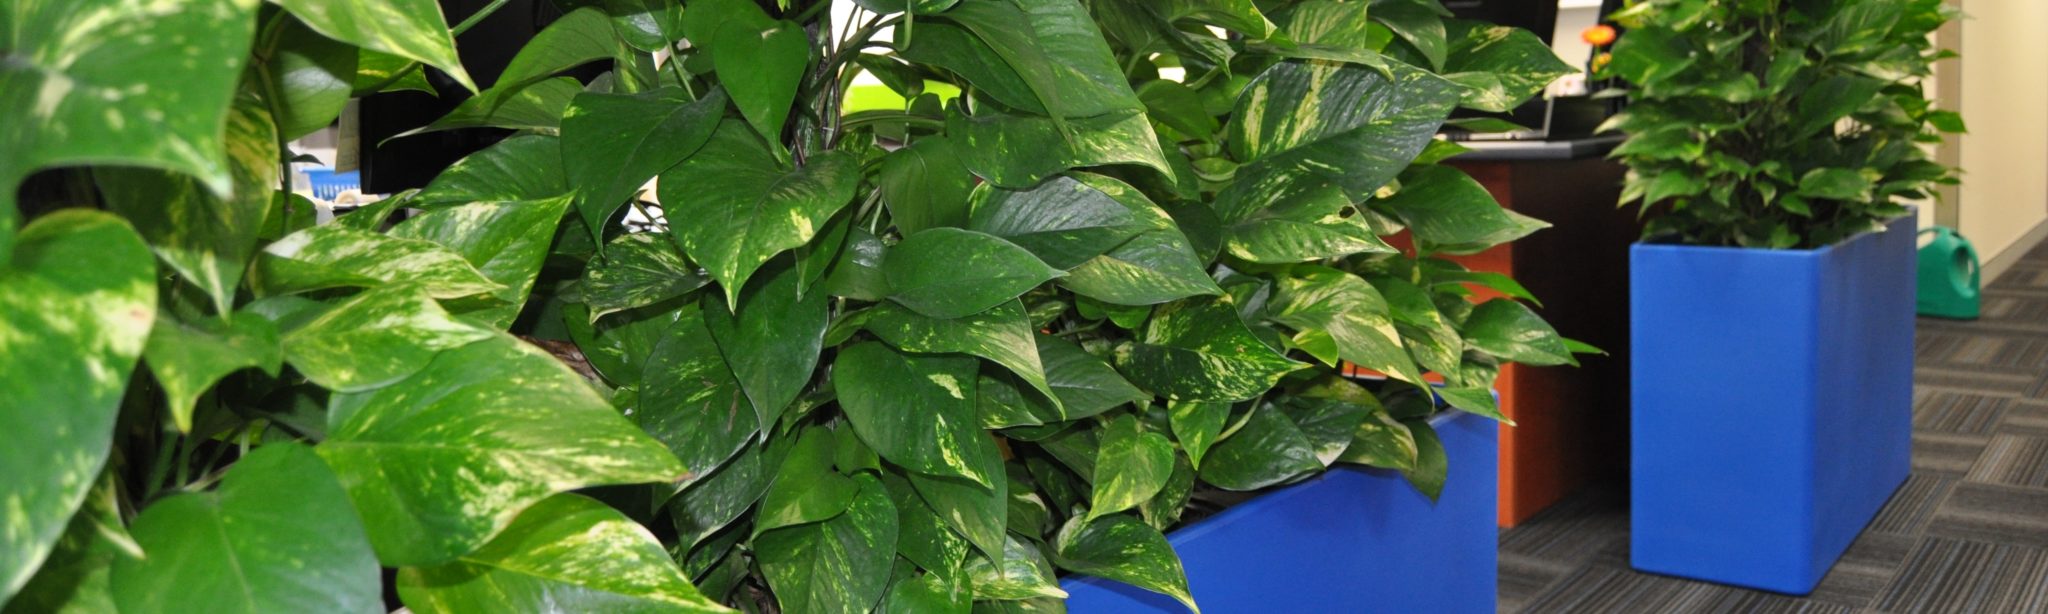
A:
1583 24 1618 46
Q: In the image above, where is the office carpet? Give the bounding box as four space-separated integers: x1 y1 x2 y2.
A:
1500 240 2048 614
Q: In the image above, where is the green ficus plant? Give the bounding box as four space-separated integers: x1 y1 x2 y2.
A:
0 0 1579 612
1601 0 1963 248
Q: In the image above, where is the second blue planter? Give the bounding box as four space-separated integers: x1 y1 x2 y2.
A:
1629 214 1915 594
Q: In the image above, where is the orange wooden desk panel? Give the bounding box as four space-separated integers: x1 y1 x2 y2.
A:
1447 158 1633 527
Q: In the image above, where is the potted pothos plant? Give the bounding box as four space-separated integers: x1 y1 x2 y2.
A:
0 0 1573 612
1601 0 1961 596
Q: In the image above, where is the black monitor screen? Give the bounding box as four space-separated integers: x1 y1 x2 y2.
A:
1443 0 1559 45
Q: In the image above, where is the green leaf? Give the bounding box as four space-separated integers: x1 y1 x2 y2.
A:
577 0 687 52
280 283 493 391
907 470 1008 568
1037 334 1150 419
1062 225 1223 306
757 474 899 614
1336 410 1418 470
634 304 758 488
965 534 1067 601
1400 418 1448 500
1462 298 1574 366
1373 165 1548 254
667 438 776 551
319 335 684 566
410 77 581 136
1116 296 1305 402
266 18 357 140
1797 167 1876 201
414 135 569 206
1440 20 1576 113
879 136 977 235
1155 0 1280 40
1276 0 1376 50
1436 386 1506 423
1218 61 1460 223
822 227 892 300
883 228 1064 319
253 224 505 299
397 493 728 613
1793 75 1884 137
97 90 278 314
705 261 829 431
0 0 260 247
894 22 1041 113
584 233 708 322
565 301 684 387
1268 267 1425 387
1052 515 1195 612
835 343 1002 488
948 106 1175 189
4 480 122 614
1371 0 1449 69
1087 415 1175 520
756 427 860 534
564 88 726 241
111 445 380 614
1197 404 1321 491
884 474 972 575
867 300 1057 411
940 0 1144 121
659 124 860 303
271 0 476 91
968 175 1144 269
1138 80 1220 140
1275 397 1371 466
713 20 808 144
0 211 155 599
882 565 971 614
1167 401 1229 469
143 310 282 432
352 50 436 96
388 196 574 328
497 8 626 90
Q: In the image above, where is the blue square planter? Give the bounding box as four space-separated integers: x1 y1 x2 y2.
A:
1629 214 1915 594
1060 410 1498 613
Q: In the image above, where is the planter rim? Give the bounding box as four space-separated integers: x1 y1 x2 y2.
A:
1158 408 1470 542
1630 209 1915 257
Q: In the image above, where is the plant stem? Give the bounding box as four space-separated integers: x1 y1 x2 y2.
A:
839 112 945 132
450 0 510 37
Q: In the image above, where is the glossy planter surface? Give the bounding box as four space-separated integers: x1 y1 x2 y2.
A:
1060 410 1499 613
1629 214 1915 594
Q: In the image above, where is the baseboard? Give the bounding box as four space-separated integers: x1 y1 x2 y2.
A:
1982 217 2048 284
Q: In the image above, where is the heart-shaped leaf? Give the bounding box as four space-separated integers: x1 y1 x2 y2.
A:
1087 415 1175 520
396 493 729 613
0 212 155 599
865 300 1057 413
271 0 476 91
659 124 860 304
144 310 282 432
1116 296 1305 402
389 196 574 329
706 261 830 432
756 474 898 614
413 135 569 206
253 225 505 299
634 303 758 489
280 284 494 392
111 444 381 614
883 228 1063 319
584 233 708 322
319 334 684 566
1052 514 1194 612
562 88 726 242
714 20 809 144
835 343 1002 489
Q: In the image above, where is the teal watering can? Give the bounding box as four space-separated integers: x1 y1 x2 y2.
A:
1917 227 1980 320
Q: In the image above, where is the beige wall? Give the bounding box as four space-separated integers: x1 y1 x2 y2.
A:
1952 1 2048 263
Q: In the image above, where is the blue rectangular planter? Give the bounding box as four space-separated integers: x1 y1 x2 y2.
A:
1629 214 1915 594
1060 410 1498 613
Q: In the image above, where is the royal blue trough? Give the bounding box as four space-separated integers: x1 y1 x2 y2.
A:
1629 213 1916 594
1060 410 1498 613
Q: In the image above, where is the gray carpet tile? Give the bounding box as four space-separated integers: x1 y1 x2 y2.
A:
1912 365 2038 397
2001 401 2048 436
1912 390 2010 434
1807 532 1917 608
1518 564 1856 614
1497 489 1629 563
1965 434 2048 489
1911 431 1992 476
1870 537 2048 613
1925 483 2048 549
1498 554 1575 614
1863 474 1957 535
